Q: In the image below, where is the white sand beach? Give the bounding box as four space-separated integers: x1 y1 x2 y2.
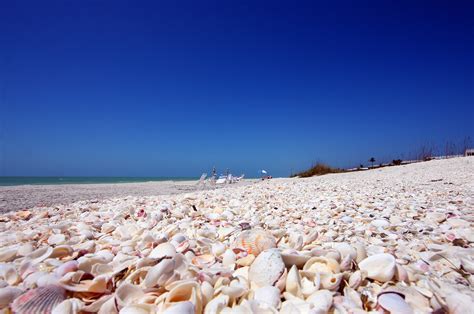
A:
0 157 473 313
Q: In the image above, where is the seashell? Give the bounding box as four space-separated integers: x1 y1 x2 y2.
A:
211 242 226 256
50 245 73 258
0 286 23 309
300 271 320 297
325 249 341 262
353 243 367 263
371 219 389 228
26 246 53 265
217 284 247 300
200 281 214 305
333 242 357 260
0 264 20 285
281 252 311 268
249 249 285 289
121 304 155 314
52 298 84 314
280 299 312 314
48 233 66 246
320 272 343 291
234 230 277 256
149 243 176 260
143 258 175 288
236 254 255 267
222 249 236 268
192 254 216 268
60 274 110 293
164 301 195 314
306 289 333 313
445 290 474 314
377 291 413 314
17 243 34 256
116 282 145 307
358 253 396 282
0 248 17 262
303 230 319 245
12 285 67 314
394 264 409 283
164 281 202 314
204 295 229 314
303 256 340 274
348 270 365 289
254 285 281 309
285 265 303 298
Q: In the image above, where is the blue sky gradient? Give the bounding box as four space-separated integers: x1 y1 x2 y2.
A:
1 0 473 177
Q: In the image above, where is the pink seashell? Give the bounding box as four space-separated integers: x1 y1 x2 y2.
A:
12 285 67 314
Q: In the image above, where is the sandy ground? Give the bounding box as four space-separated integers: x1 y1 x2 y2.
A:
0 179 257 213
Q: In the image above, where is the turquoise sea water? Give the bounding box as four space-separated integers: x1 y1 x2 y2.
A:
0 177 197 186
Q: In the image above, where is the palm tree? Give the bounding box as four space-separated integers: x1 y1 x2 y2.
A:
369 157 375 168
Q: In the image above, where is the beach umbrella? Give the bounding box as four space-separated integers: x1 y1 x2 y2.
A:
261 170 267 174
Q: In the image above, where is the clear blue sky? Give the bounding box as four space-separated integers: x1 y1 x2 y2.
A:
1 0 473 177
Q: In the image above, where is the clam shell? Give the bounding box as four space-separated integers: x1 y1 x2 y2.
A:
204 295 229 314
164 301 195 314
306 289 333 313
0 286 23 309
249 249 285 289
254 286 281 309
51 298 84 314
285 265 303 298
377 292 413 314
11 285 67 314
164 281 202 314
281 252 311 268
234 230 277 256
143 258 175 288
149 243 176 260
358 253 396 282
303 256 340 274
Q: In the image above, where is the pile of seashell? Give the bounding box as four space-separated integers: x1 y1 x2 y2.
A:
0 157 473 313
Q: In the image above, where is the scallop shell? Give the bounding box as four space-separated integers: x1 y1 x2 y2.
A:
11 285 67 314
234 230 277 256
249 249 285 289
358 253 396 282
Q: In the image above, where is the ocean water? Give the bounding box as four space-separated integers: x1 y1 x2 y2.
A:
0 177 197 186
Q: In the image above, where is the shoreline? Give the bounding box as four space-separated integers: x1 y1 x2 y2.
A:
0 179 258 213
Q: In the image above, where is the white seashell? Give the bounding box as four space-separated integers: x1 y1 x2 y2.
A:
303 256 340 274
26 246 53 265
320 272 343 291
116 283 145 307
353 243 367 263
371 219 389 228
0 248 17 262
200 281 214 305
0 264 19 285
17 243 34 256
285 265 303 298
377 292 413 314
254 286 281 309
280 299 312 314
164 281 202 314
120 304 154 314
306 289 333 313
281 252 311 268
52 298 84 314
249 249 285 289
211 242 226 256
12 285 67 314
204 295 229 314
358 253 396 282
445 290 474 314
48 233 66 245
143 258 175 288
0 286 23 309
164 301 195 314
222 249 236 268
348 270 365 289
149 243 176 260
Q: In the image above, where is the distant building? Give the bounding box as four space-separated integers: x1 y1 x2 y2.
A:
465 149 474 156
